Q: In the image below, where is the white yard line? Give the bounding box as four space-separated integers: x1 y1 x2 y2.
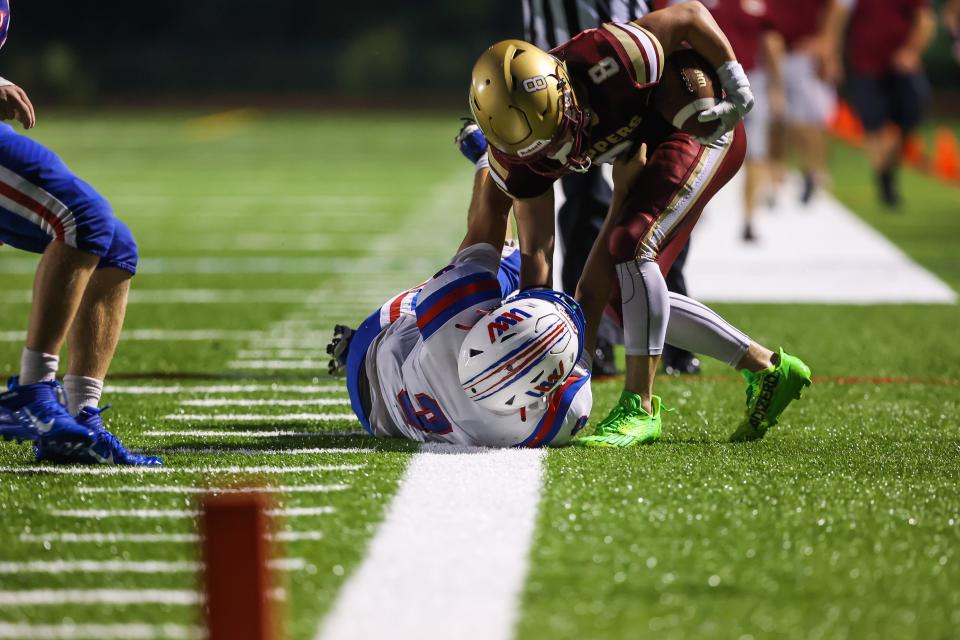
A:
179 398 350 407
162 413 356 422
235 349 328 358
76 483 350 494
226 360 326 370
145 447 370 455
0 622 203 640
0 464 362 475
0 589 202 606
50 506 335 519
142 430 356 438
687 171 958 303
105 384 345 395
19 531 324 544
315 445 545 640
0 289 370 305
0 558 306 574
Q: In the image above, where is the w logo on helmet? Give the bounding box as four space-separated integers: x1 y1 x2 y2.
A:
486 308 533 343
526 361 566 399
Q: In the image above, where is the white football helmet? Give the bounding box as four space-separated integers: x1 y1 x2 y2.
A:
458 289 585 414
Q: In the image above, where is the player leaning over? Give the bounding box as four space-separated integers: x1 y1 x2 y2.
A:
0 2 160 465
467 1 811 445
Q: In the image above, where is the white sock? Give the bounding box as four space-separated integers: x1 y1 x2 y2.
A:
19 348 59 385
63 375 104 415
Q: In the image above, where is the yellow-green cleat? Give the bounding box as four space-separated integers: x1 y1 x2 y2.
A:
729 348 812 442
574 391 664 448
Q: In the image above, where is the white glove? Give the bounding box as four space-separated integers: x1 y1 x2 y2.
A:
696 61 754 145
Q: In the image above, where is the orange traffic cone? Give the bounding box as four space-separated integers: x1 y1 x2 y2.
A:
830 100 864 144
932 128 960 181
902 133 926 167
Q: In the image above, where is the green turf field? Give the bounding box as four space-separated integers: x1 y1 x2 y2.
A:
0 112 957 639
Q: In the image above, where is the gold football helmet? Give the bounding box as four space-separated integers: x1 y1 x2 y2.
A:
469 39 591 174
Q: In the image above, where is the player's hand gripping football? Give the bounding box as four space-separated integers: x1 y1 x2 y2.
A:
0 82 35 129
696 61 752 145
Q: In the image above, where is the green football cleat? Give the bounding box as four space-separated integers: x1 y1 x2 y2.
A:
729 348 812 442
574 391 664 448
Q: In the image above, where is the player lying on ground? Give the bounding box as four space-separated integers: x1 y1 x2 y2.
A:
466 1 811 445
0 1 160 465
328 167 593 448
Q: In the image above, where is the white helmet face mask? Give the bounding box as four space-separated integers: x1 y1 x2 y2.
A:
457 293 583 414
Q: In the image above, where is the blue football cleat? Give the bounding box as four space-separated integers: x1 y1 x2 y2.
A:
35 405 163 466
0 379 95 450
455 119 488 164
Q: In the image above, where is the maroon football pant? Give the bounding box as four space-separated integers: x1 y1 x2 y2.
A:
605 123 747 325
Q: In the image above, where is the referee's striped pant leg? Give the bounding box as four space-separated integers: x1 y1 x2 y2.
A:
0 123 122 266
608 123 746 274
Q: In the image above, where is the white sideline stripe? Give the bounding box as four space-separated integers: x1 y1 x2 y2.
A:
316 445 545 640
0 589 201 606
50 506 335 519
146 447 370 456
77 483 350 494
227 359 326 369
105 384 345 395
0 558 306 574
0 622 203 639
179 398 350 407
687 170 957 303
163 413 356 422
143 430 358 438
0 464 362 475
19 531 324 544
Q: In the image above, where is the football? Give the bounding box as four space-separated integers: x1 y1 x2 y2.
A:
652 48 723 139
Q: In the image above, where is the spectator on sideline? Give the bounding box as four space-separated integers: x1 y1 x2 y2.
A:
944 0 960 63
659 0 785 242
844 0 935 209
521 0 703 376
768 0 848 205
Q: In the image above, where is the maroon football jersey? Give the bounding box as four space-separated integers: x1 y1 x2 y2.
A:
488 22 666 200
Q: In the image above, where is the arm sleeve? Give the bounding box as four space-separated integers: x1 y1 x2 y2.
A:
514 359 593 448
414 243 503 343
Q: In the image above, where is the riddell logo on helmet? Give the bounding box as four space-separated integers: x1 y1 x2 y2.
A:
487 308 533 343
517 139 549 158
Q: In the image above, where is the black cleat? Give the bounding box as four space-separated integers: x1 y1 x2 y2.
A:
878 170 902 210
593 336 619 377
800 171 816 205
662 347 701 376
327 325 355 376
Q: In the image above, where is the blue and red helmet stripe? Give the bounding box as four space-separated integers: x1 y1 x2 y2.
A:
515 374 589 448
0 0 10 50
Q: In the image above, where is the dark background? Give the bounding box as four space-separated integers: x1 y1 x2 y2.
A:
2 1 956 106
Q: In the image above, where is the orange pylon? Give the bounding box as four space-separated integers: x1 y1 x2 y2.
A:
830 100 864 144
932 128 960 181
901 134 926 167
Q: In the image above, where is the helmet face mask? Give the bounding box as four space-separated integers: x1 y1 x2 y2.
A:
470 40 592 178
523 81 592 177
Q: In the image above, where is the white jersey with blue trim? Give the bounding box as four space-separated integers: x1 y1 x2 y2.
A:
362 243 593 448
